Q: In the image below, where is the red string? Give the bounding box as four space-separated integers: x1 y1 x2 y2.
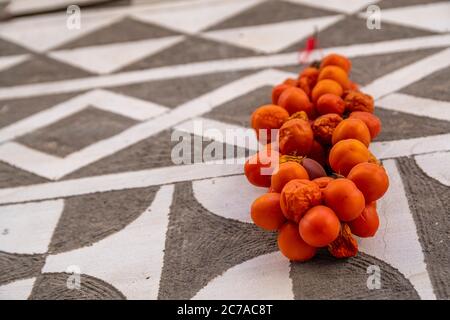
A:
298 28 319 64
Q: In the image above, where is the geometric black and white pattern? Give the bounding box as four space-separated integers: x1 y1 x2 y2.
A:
0 0 449 300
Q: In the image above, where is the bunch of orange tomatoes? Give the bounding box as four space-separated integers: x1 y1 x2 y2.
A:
245 53 389 261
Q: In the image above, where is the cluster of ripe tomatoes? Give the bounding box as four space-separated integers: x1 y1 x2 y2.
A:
244 53 389 261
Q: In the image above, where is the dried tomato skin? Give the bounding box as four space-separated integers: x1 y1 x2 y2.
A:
280 179 322 223
312 113 343 146
328 223 358 258
344 90 375 113
279 119 314 156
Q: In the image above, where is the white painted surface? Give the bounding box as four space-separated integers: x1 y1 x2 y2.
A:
49 37 184 74
42 185 174 300
363 48 450 99
0 70 286 179
0 278 36 300
415 151 450 186
86 89 169 121
370 133 450 160
203 15 343 54
1 34 450 100
0 89 168 144
174 117 258 151
0 14 120 52
377 93 450 122
286 0 378 14
193 175 266 224
132 0 263 33
0 161 244 205
0 54 28 72
359 160 436 300
370 2 450 33
0 200 63 254
4 0 108 16
193 252 293 299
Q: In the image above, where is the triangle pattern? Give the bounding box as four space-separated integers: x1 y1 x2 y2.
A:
282 15 436 52
58 17 181 49
110 69 253 108
131 0 264 33
374 107 450 142
0 54 29 72
202 15 343 54
49 36 184 74
0 14 120 52
121 36 260 71
363 2 450 33
401 65 450 102
0 55 93 87
203 86 273 128
377 0 443 10
207 0 338 30
285 0 377 14
0 161 49 189
350 48 442 86
0 37 30 56
66 129 248 179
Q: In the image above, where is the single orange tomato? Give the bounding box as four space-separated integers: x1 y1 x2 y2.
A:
278 118 314 156
323 178 365 221
349 111 382 139
348 202 380 237
331 118 371 147
299 205 341 247
271 161 309 193
299 67 320 83
251 193 286 231
329 139 370 176
316 93 345 115
347 162 389 203
271 83 292 104
311 79 343 103
320 53 352 73
278 221 317 261
244 148 279 187
318 65 350 90
278 87 314 117
251 104 289 143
